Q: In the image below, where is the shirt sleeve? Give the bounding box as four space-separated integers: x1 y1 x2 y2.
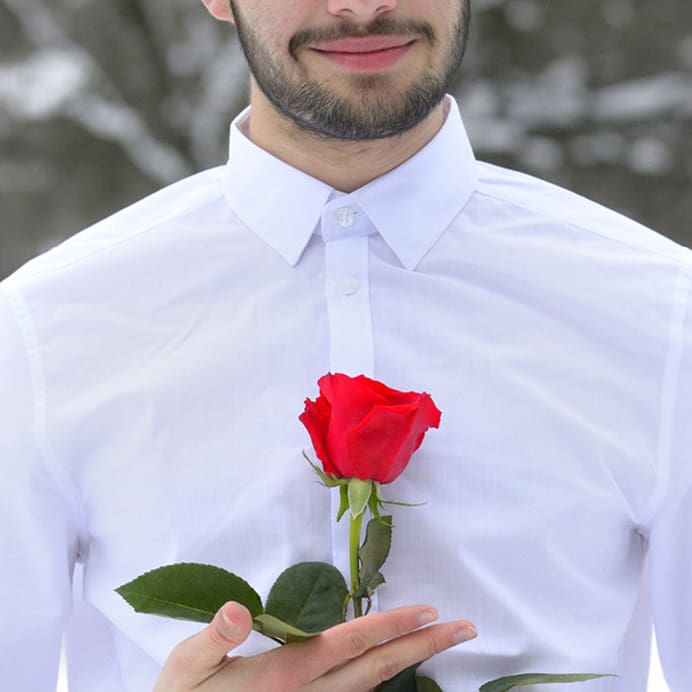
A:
648 266 692 690
0 282 81 690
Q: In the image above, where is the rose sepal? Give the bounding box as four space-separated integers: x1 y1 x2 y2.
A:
305 452 420 525
367 486 393 527
348 478 374 518
304 451 345 489
337 483 350 522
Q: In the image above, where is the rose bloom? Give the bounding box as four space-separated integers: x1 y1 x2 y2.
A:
300 373 441 484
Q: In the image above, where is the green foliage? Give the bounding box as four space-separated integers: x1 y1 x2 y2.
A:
374 664 444 692
115 563 263 622
479 673 616 691
252 614 317 642
356 515 392 598
265 561 349 636
376 663 420 691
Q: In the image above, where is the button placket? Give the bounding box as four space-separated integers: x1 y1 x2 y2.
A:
322 198 375 600
325 235 373 376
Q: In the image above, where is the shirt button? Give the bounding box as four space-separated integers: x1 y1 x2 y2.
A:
336 207 356 228
336 277 359 296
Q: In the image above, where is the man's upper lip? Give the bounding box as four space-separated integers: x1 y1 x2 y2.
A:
310 36 414 53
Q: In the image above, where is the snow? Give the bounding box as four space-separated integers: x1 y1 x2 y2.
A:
593 73 692 122
0 50 90 119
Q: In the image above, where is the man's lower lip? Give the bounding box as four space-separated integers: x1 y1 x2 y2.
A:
312 43 413 71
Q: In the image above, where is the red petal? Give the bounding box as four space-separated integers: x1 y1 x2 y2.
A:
311 373 441 482
344 403 419 483
299 394 336 476
319 374 389 476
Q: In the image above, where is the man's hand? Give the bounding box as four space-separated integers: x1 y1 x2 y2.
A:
154 601 477 691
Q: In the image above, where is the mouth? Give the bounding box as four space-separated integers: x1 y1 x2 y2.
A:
308 36 416 72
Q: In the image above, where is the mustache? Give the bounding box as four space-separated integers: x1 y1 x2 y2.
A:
289 16 436 57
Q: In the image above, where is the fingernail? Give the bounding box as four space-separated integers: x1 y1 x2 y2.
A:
453 623 478 643
221 608 241 636
419 608 438 625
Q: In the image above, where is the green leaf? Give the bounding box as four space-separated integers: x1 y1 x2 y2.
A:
360 515 392 575
115 563 263 622
355 570 385 598
375 665 444 692
479 673 616 692
265 562 348 635
356 515 392 597
253 614 318 643
417 677 444 692
348 478 373 518
376 663 420 691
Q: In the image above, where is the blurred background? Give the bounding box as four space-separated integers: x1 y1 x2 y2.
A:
0 0 691 281
0 0 688 689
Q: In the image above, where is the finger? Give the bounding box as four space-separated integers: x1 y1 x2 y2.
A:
157 602 253 690
286 605 441 682
314 619 477 692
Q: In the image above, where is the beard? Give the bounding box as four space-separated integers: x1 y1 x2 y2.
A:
228 1 470 141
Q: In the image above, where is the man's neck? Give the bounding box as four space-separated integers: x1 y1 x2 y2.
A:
245 83 448 193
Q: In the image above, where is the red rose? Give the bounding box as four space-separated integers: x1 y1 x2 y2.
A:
299 373 441 484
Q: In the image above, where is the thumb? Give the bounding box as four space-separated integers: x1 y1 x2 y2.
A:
201 601 254 664
160 602 253 688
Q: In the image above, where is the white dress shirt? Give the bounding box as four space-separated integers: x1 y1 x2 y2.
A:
1 96 691 692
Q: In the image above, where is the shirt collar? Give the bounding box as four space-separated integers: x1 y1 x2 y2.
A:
224 95 477 270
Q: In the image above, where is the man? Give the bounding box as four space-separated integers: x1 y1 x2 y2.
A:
1 0 690 690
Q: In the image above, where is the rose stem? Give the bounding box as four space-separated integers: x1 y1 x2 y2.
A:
349 511 364 618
